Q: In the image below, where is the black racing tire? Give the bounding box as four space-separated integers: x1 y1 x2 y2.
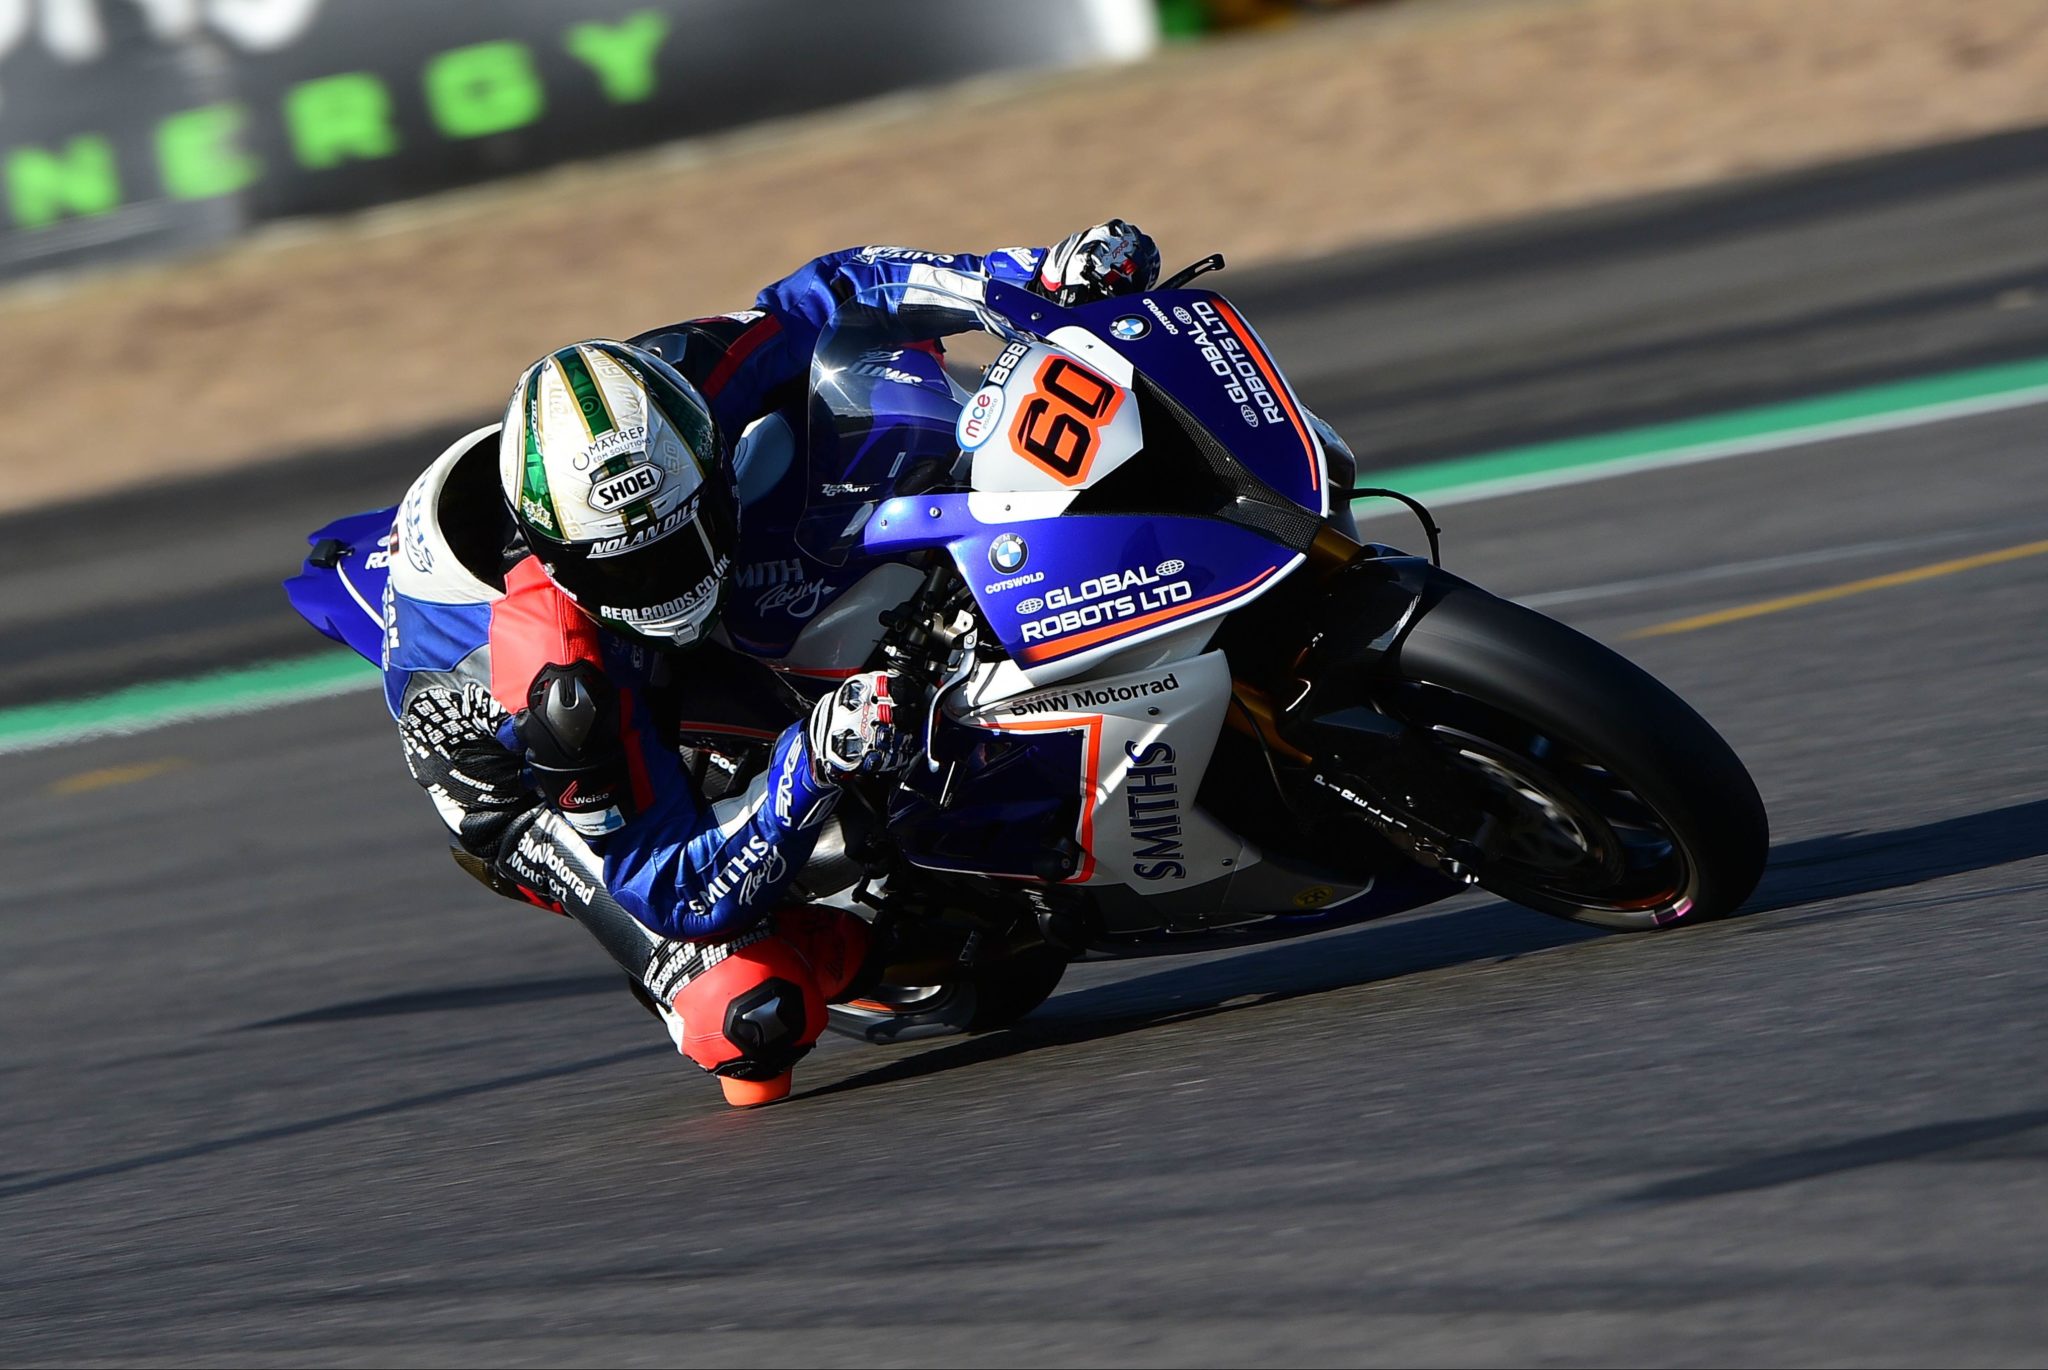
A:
1380 582 1768 930
958 943 1073 1031
826 943 1071 1044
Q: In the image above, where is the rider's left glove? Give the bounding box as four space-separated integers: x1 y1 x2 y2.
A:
514 661 637 838
1034 219 1161 306
806 671 917 783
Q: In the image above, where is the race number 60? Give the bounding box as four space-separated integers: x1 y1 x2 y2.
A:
1010 356 1124 485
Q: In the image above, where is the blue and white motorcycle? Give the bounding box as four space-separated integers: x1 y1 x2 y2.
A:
292 258 1768 1043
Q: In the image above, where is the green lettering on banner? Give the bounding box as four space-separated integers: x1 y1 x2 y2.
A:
565 11 670 103
286 73 401 169
6 136 121 229
158 103 260 200
425 40 546 139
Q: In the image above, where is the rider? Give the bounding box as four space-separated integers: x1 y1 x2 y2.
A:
383 223 1163 1107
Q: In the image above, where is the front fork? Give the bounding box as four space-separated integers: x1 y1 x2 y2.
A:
1222 523 1492 886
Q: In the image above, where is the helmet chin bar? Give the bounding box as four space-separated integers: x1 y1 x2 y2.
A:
545 553 725 648
595 603 714 649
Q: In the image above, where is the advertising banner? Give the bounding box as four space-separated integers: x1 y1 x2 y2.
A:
0 0 1154 278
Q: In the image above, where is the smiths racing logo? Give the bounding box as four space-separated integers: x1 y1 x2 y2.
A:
685 833 786 917
1124 740 1186 880
588 462 664 513
856 246 957 264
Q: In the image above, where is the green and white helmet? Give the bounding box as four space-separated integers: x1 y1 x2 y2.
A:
499 340 738 646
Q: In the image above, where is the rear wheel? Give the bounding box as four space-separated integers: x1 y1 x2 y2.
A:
1340 585 1767 929
826 942 1070 1044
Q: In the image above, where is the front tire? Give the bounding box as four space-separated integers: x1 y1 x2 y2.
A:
1371 583 1768 929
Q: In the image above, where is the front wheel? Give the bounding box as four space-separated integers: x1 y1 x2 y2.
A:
1339 584 1768 930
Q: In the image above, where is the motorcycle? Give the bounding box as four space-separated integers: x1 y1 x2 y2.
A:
288 255 1768 1045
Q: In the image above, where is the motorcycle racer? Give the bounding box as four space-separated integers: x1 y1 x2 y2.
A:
382 223 1161 1106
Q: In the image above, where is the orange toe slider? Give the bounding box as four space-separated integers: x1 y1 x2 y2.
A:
719 1072 793 1107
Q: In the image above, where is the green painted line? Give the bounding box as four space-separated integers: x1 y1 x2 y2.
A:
9 351 2048 756
0 649 375 756
1357 352 2048 502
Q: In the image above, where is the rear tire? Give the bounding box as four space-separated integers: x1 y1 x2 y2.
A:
1377 583 1768 929
826 943 1070 1044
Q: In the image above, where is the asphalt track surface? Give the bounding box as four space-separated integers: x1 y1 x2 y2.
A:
5 133 2048 1366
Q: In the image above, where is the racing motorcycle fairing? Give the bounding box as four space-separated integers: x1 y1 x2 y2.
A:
800 279 1329 564
809 277 1334 685
1054 283 1328 521
890 649 1248 892
861 494 1301 685
285 504 398 668
285 267 1489 954
960 332 1147 500
719 413 925 667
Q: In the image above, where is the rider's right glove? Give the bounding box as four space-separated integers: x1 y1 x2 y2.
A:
806 671 917 783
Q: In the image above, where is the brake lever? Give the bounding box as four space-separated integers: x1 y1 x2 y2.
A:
923 632 980 773
1158 253 1226 291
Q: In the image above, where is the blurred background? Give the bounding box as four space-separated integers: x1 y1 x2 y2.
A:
5 2 2048 1365
9 0 2048 515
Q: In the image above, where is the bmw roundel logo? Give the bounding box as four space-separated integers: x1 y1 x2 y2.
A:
1110 315 1149 341
989 533 1028 573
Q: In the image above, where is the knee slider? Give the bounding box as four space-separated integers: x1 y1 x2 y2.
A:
670 925 832 1077
716 977 810 1081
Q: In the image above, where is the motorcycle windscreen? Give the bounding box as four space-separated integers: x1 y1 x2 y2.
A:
799 281 1040 566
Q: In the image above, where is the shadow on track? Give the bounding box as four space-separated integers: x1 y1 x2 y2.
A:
191 802 2048 1115
1746 797 2048 914
0 1046 663 1204
809 799 2048 1102
802 900 1601 1103
242 973 622 1029
1613 1107 2048 1205
9 806 2034 1203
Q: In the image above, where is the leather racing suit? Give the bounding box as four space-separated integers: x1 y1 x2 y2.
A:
383 242 1091 1102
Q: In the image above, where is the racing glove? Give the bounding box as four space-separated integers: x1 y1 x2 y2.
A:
514 661 638 838
1034 219 1162 306
806 671 917 781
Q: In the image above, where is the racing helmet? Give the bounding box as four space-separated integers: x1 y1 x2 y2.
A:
499 340 738 646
